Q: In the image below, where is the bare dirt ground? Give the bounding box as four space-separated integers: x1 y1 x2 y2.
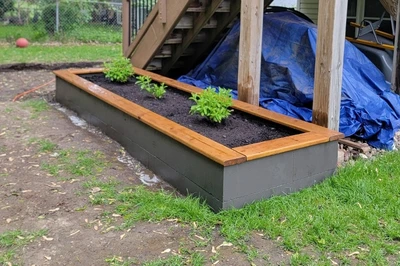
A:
0 69 291 265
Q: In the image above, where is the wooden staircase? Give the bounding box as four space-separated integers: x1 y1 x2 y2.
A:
125 0 273 76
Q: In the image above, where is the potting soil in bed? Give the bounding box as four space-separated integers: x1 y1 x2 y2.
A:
81 74 300 148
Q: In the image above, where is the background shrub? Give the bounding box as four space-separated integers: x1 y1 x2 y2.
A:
0 0 15 20
41 2 89 34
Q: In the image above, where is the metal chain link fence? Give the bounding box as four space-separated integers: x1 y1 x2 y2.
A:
0 0 158 44
0 0 131 44
0 0 159 44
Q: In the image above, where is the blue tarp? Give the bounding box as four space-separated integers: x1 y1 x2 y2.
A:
178 12 400 149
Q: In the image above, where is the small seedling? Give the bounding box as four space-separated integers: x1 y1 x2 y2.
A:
135 75 152 90
189 87 233 123
152 83 167 99
103 56 134 83
135 75 167 99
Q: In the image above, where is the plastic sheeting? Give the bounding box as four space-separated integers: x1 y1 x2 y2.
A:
178 11 400 149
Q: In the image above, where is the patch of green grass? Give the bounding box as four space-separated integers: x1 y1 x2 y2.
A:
105 256 136 266
188 252 206 266
41 163 61 176
83 177 119 205
0 44 122 64
143 255 186 266
67 150 106 176
0 24 122 44
22 99 49 118
0 229 47 265
0 25 37 43
84 151 400 264
115 186 216 229
63 24 122 44
142 252 204 266
4 108 12 114
36 139 57 152
41 149 106 178
0 230 46 248
289 253 314 265
0 250 16 265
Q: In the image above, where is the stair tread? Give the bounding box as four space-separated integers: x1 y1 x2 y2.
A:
129 0 273 75
187 7 230 12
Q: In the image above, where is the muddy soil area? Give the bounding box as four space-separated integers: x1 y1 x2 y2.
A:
81 73 299 148
0 69 291 265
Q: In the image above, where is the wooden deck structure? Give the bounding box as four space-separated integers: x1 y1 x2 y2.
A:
122 0 352 132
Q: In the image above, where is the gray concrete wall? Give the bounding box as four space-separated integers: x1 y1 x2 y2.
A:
222 141 338 209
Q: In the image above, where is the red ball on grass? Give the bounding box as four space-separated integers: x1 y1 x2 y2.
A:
16 38 29 48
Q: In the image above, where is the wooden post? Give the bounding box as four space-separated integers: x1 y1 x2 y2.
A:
158 0 167 24
391 0 400 94
122 0 131 56
312 0 348 131
237 0 263 106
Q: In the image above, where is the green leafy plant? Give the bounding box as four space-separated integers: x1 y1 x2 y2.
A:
0 0 14 20
103 56 134 83
135 75 167 99
151 83 167 99
135 75 151 90
189 87 233 123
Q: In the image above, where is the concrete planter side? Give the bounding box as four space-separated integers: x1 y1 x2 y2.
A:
54 68 343 211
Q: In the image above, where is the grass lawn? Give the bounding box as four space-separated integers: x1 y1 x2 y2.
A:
0 24 122 44
74 151 400 265
0 44 122 64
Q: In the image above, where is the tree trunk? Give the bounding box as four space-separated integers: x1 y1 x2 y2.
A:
380 0 397 18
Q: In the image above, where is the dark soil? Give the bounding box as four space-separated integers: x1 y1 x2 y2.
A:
81 73 300 148
0 62 102 72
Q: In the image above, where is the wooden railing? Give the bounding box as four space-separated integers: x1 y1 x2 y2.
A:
122 0 159 54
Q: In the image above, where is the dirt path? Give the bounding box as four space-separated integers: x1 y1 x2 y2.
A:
0 70 291 266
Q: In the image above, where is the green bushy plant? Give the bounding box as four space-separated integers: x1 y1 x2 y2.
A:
189 87 233 123
135 75 151 90
135 75 167 99
103 56 134 83
0 0 14 20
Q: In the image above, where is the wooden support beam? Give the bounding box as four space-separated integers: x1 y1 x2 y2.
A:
237 0 263 106
391 0 400 93
122 0 131 56
312 0 348 131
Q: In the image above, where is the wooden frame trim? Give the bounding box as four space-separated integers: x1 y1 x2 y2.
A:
54 68 343 165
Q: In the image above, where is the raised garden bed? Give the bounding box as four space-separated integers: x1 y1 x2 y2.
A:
54 67 343 211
